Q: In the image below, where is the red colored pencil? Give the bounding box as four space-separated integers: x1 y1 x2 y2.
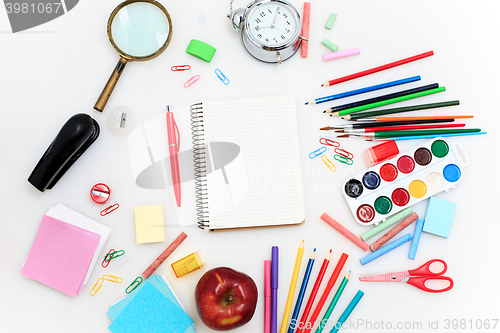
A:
322 51 434 87
296 250 332 333
302 253 349 333
341 123 465 133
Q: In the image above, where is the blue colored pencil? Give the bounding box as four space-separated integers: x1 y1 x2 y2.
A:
330 290 365 333
287 249 316 333
305 76 421 105
368 131 487 141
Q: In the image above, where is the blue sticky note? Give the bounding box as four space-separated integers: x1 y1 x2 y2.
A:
422 197 456 238
108 281 194 333
408 218 425 260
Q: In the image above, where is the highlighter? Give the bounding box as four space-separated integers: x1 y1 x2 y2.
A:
171 251 206 278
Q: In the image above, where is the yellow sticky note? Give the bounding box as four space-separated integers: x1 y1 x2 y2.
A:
134 205 165 244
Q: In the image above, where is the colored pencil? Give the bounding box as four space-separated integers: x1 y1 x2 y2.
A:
321 50 434 86
295 250 331 333
324 83 438 113
338 123 465 133
366 131 487 141
342 100 460 120
330 290 365 333
331 87 446 117
338 128 482 138
315 272 351 333
280 240 305 333
306 76 421 105
287 249 316 333
320 118 455 130
357 114 472 122
302 253 349 333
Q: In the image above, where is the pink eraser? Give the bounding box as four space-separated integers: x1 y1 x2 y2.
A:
323 48 360 61
321 213 369 251
301 2 311 58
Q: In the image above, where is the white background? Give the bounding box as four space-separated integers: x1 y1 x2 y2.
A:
1 0 500 332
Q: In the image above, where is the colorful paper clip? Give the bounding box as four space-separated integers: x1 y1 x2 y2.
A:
102 274 123 283
309 146 327 159
101 203 119 216
171 65 191 72
104 249 125 262
184 75 200 88
215 69 230 85
319 138 340 147
126 276 143 294
111 254 131 268
334 154 354 165
101 248 115 268
334 147 354 159
321 155 337 172
89 277 105 296
199 11 206 30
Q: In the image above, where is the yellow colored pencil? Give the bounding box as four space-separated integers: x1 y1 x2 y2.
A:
279 240 305 333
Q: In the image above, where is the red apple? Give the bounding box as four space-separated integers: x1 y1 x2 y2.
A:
195 267 258 331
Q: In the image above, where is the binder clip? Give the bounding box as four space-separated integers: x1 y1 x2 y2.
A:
28 114 99 192
309 146 327 159
321 155 337 172
319 138 340 147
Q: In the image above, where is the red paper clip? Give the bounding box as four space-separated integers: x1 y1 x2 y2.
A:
335 147 354 159
171 65 191 72
102 248 115 268
101 203 119 216
319 138 340 147
184 75 201 88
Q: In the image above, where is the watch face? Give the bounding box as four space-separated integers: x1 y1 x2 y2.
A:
246 1 299 48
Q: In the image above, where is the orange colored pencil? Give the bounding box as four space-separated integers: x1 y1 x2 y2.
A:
358 115 474 122
295 250 332 333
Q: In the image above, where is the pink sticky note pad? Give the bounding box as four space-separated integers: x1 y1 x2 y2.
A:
21 215 100 297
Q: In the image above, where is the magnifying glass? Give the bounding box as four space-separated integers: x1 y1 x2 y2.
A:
94 0 172 112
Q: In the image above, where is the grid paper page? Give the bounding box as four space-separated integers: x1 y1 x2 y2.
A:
201 95 305 229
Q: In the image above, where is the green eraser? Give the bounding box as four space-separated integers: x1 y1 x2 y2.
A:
186 39 216 62
321 38 338 52
325 13 337 30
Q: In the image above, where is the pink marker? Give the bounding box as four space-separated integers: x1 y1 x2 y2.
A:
323 48 360 61
264 260 272 333
166 105 181 207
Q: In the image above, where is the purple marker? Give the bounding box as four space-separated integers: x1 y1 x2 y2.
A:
271 246 279 333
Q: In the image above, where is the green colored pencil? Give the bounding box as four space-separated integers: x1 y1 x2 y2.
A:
338 128 481 138
315 272 350 333
330 87 446 117
343 100 460 120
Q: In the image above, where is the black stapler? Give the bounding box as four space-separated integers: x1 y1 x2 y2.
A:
28 113 100 192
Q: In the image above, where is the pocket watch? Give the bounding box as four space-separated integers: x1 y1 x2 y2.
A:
229 0 306 64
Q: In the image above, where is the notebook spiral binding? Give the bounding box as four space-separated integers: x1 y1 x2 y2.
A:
190 103 210 229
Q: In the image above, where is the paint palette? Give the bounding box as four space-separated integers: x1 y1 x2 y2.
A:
342 138 468 226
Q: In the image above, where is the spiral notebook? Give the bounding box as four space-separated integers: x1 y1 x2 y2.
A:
191 95 305 232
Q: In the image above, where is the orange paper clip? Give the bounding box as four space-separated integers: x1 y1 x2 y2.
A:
171 65 191 71
321 155 337 172
319 138 340 147
89 277 105 296
334 147 354 159
184 75 201 88
101 248 115 268
101 203 119 216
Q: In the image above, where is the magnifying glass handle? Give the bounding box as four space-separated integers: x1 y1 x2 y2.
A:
94 58 128 112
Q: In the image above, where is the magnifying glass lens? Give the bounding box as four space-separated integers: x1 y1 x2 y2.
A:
111 2 170 57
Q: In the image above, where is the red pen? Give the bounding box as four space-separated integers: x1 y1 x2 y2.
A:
166 105 181 207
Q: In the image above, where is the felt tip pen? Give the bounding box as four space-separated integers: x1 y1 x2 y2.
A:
271 246 279 333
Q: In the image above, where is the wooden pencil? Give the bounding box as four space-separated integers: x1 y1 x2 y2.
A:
355 115 472 121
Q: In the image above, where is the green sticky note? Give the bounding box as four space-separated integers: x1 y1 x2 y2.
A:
186 39 216 62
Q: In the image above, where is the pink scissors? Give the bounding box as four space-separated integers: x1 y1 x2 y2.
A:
359 259 454 293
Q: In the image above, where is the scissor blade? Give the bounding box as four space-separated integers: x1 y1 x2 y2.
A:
359 271 409 282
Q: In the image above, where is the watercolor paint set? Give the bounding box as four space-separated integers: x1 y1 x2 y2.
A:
341 138 468 226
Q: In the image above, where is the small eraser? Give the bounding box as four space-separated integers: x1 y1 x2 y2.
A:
186 39 216 63
422 197 456 238
325 13 337 30
321 38 338 52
